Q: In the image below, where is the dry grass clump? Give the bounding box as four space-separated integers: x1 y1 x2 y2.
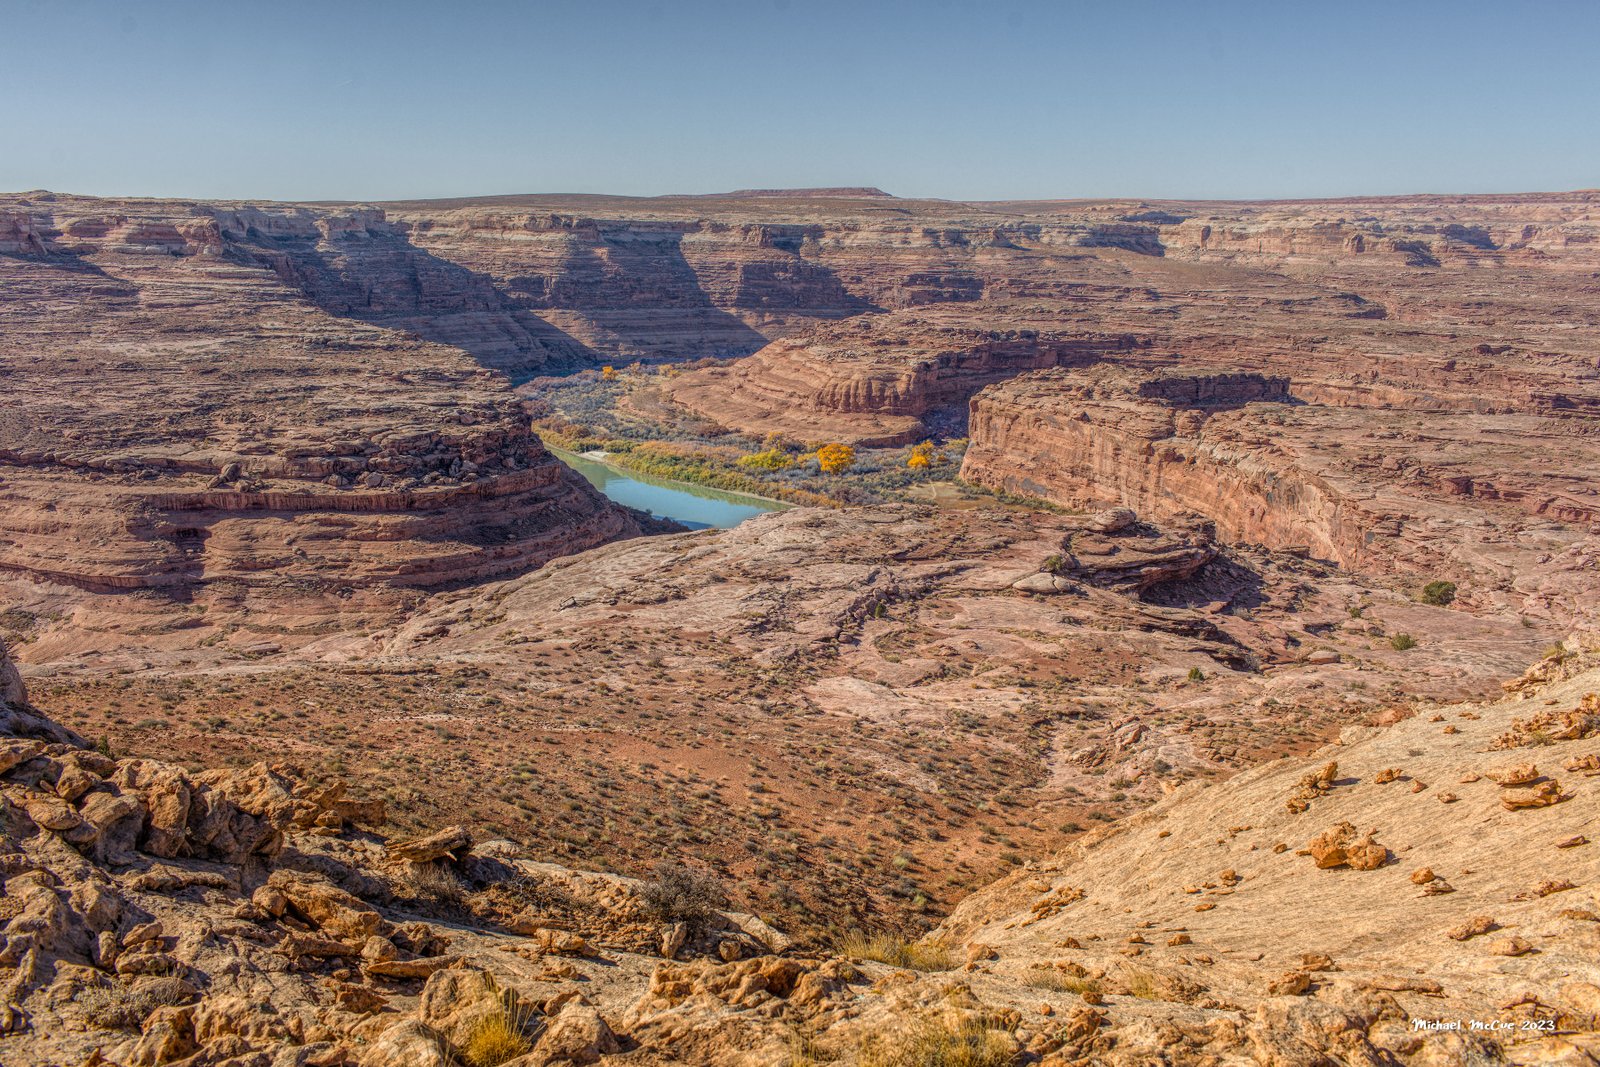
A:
784 1028 844 1065
1025 970 1100 996
836 930 954 972
858 1012 1017 1067
1124 969 1164 1000
74 980 188 1031
460 985 540 1067
397 861 469 906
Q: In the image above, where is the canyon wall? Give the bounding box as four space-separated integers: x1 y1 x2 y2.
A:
661 316 1153 444
0 193 646 628
960 366 1600 625
6 187 1600 634
961 369 1371 564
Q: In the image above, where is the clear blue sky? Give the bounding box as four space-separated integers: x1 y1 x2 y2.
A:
4 0 1597 202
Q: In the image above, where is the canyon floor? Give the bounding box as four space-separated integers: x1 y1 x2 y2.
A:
3 186 1598 1063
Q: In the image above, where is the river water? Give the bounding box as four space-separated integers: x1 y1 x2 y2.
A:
551 447 787 530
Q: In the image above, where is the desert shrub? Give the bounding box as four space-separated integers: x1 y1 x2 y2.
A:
835 931 954 971
1390 633 1417 651
737 448 793 471
1186 666 1205 683
1420 580 1457 606
859 1011 1016 1067
75 980 188 1031
640 861 727 925
397 861 468 906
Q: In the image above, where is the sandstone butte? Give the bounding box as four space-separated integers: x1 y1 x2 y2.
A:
3 186 1600 1064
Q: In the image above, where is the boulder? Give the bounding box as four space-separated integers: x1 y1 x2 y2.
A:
267 870 385 941
1012 572 1076 595
362 1020 449 1067
418 967 522 1049
388 825 474 864
1306 822 1388 870
1501 780 1564 810
522 1003 619 1065
1088 507 1138 534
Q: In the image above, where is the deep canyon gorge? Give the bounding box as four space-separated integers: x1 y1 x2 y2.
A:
2 185 1599 1065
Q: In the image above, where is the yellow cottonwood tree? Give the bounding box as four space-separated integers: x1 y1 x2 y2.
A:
816 443 855 474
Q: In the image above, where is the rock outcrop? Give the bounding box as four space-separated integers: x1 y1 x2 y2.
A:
0 652 801 1067
925 644 1600 1064
961 364 1600 627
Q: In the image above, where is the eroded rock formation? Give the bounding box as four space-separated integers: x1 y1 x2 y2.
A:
960 365 1600 626
0 193 650 625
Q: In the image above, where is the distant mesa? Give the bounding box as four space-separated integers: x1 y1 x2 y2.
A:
709 187 896 199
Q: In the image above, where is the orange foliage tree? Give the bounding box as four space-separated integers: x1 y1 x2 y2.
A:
816 443 856 474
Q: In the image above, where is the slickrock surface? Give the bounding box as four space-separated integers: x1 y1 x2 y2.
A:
923 641 1600 1065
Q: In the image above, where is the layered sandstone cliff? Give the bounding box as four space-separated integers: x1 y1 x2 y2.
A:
960 366 1600 626
661 312 1152 444
0 193 645 619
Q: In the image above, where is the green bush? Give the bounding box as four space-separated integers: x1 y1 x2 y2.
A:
1390 633 1417 651
1420 580 1457 606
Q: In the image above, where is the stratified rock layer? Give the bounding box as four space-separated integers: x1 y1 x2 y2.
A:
960 365 1600 627
0 193 644 612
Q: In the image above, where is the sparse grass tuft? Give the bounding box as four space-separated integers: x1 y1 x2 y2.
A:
835 930 954 971
1026 970 1100 996
397 861 468 906
859 1011 1017 1067
74 980 189 1031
